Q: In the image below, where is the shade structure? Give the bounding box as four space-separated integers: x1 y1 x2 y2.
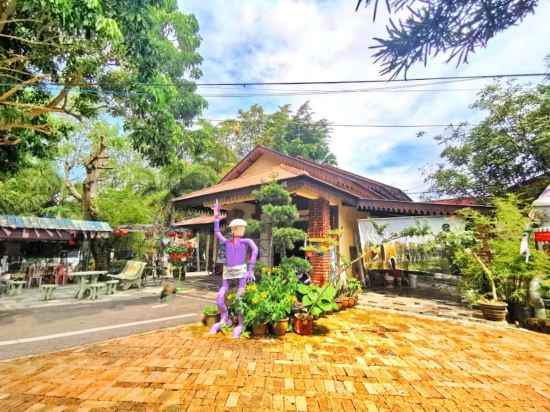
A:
0 215 112 241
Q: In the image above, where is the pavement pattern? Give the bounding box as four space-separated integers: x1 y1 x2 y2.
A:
0 308 549 412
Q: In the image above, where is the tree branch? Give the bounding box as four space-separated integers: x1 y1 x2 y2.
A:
0 75 43 102
0 123 51 134
63 162 82 202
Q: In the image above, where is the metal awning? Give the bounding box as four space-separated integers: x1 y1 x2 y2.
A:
0 215 112 241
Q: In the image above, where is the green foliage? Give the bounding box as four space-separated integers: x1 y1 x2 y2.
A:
96 188 162 226
0 160 61 215
262 204 299 228
1 0 206 172
539 279 550 299
446 196 550 303
203 305 219 316
219 102 336 164
356 0 538 78
232 265 299 328
346 278 362 297
245 219 261 238
273 227 306 253
297 283 338 317
253 182 292 206
426 82 550 200
279 257 311 276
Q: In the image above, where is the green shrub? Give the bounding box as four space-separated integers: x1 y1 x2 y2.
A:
203 305 219 316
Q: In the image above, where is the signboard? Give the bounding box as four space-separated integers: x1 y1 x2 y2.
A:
534 230 550 242
357 216 465 274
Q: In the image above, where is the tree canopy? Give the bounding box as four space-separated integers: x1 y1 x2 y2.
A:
218 102 337 164
0 0 206 172
355 0 539 78
425 82 550 200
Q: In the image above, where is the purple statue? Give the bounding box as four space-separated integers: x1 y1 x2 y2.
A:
211 200 258 338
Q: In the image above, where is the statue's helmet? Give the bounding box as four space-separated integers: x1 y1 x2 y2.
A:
228 218 247 228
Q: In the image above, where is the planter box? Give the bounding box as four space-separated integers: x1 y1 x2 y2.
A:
294 317 313 335
479 302 507 321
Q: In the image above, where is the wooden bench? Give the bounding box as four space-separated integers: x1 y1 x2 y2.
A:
40 284 57 301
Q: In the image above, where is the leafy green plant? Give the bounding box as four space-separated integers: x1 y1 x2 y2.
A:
273 227 306 257
280 257 311 276
346 278 362 297
539 279 550 299
203 305 219 316
297 283 338 317
450 196 550 303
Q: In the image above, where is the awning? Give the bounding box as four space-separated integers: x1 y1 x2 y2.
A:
0 215 112 241
357 199 492 216
172 215 226 227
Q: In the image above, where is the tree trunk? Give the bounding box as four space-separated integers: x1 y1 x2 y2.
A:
81 136 109 269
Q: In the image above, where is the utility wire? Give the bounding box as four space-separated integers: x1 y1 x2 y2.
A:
193 72 547 87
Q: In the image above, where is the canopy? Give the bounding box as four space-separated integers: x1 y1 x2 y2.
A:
0 215 112 241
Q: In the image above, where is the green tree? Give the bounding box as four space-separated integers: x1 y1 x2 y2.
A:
425 82 550 201
220 102 336 164
356 0 539 77
252 182 305 259
0 159 61 215
0 0 206 172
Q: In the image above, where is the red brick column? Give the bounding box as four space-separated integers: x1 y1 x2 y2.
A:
308 198 330 285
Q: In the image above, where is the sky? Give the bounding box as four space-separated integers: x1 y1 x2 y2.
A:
178 0 550 199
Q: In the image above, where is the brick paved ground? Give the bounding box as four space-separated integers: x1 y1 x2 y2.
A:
0 308 549 412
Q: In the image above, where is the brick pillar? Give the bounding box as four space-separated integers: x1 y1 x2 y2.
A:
308 198 330 285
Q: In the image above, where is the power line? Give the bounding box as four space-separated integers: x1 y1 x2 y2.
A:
194 72 547 87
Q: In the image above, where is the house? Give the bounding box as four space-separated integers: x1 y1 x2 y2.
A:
172 146 489 285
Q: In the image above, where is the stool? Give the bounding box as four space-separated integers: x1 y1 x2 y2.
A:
40 284 57 301
8 280 26 296
88 283 106 300
105 280 119 295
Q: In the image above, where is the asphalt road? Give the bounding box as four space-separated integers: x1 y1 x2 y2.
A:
0 293 215 360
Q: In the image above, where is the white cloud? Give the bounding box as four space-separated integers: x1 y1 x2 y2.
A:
180 0 550 199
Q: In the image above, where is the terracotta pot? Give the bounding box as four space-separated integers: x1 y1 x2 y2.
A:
203 314 220 328
305 251 313 258
335 298 345 311
252 322 268 337
272 319 289 336
479 301 507 321
294 317 313 335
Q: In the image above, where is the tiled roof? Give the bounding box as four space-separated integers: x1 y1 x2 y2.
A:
172 163 308 202
219 146 411 201
172 215 226 227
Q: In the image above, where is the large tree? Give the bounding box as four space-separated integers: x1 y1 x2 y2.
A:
425 82 550 200
355 0 539 78
0 0 206 172
219 102 337 164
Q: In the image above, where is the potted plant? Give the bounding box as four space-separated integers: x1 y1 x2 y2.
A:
297 283 337 318
539 279 550 314
292 303 314 335
347 278 362 306
202 305 220 328
471 252 508 321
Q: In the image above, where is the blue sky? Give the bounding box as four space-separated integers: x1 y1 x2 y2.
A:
178 0 550 199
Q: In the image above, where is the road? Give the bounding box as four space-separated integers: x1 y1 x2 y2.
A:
0 293 215 360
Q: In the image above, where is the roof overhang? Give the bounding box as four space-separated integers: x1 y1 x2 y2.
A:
0 215 112 241
357 199 492 216
173 175 359 209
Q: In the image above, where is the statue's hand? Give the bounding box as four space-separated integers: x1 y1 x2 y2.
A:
245 270 255 283
211 199 220 218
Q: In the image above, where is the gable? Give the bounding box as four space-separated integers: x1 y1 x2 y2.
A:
219 146 411 201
